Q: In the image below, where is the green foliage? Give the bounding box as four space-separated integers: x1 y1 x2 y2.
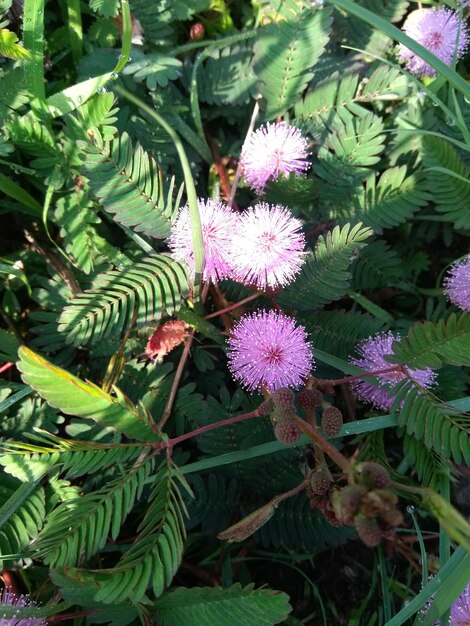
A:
402 435 445 490
301 310 385 359
122 52 183 90
393 382 470 465
16 346 159 442
344 167 429 233
89 0 119 18
57 253 190 347
34 455 155 566
0 476 46 568
0 28 31 60
254 1 333 118
351 239 406 289
185 474 239 534
255 494 356 550
64 460 191 603
391 313 470 369
153 584 292 626
78 132 180 239
279 223 372 310
198 43 256 106
421 135 470 229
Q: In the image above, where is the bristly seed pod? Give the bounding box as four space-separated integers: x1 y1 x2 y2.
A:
321 405 343 437
298 387 323 410
257 398 274 416
354 516 383 547
274 419 301 445
356 461 391 489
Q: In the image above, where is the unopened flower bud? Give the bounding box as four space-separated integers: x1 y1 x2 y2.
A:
354 516 383 547
274 419 301 445
271 387 296 411
298 388 323 410
332 485 366 524
321 405 343 437
190 22 205 41
257 398 274 416
309 464 332 495
356 462 391 489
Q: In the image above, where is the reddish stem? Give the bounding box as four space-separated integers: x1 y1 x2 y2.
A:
204 291 261 320
293 415 350 472
316 365 406 388
48 611 93 622
165 409 259 449
0 362 13 375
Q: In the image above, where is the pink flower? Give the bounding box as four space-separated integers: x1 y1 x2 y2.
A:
240 122 310 192
167 199 237 282
398 8 469 77
227 310 314 392
0 588 46 626
349 332 436 411
227 203 306 290
451 583 470 625
444 257 470 311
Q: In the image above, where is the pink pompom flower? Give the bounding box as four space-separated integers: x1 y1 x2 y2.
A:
349 332 436 411
227 202 306 290
398 8 469 77
240 122 310 193
227 310 314 392
451 583 470 625
444 256 470 311
0 588 47 626
167 199 238 283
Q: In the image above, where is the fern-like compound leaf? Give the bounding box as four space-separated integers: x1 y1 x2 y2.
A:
279 223 372 310
63 460 191 603
390 313 470 369
78 132 179 239
392 382 470 465
254 1 333 118
153 583 292 626
34 455 155 566
58 253 190 347
16 346 159 442
422 135 470 229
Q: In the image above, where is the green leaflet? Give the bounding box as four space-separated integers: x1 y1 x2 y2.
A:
63 460 191 603
34 455 155 566
391 313 470 369
152 583 292 626
279 223 373 310
57 253 190 347
16 346 159 442
254 1 332 118
78 132 180 239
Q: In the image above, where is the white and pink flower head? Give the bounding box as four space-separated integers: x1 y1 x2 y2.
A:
228 202 306 291
240 122 310 193
398 7 469 77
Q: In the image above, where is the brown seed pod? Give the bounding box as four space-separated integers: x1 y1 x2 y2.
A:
356 461 391 489
332 485 366 525
321 405 343 437
354 516 383 547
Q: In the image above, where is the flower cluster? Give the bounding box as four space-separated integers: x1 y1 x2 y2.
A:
450 583 470 625
0 588 46 626
398 7 469 77
444 256 470 311
349 332 436 411
240 122 310 192
168 200 306 289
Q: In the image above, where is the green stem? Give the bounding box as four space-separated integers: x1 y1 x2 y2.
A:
115 86 204 304
66 0 83 63
23 0 46 100
439 471 451 626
